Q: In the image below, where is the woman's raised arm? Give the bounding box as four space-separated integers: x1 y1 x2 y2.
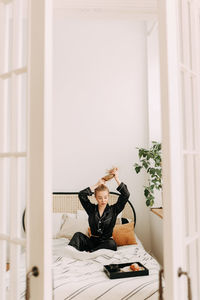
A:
109 168 130 215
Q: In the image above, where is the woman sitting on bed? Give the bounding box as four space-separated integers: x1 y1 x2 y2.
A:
69 168 130 252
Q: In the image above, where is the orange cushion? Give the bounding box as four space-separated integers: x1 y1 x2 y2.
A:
88 227 91 237
112 222 137 246
88 222 137 246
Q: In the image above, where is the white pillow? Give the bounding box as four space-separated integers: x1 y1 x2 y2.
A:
52 213 76 239
56 214 89 239
118 212 122 218
77 209 88 220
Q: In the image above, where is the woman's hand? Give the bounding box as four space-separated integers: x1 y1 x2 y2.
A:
109 167 121 186
109 167 119 179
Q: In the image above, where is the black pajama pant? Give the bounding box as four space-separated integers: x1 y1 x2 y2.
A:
69 232 117 252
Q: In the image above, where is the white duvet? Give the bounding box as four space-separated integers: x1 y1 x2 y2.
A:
52 238 161 300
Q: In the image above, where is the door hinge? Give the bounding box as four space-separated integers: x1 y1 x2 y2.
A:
26 266 39 300
159 268 164 300
178 267 192 300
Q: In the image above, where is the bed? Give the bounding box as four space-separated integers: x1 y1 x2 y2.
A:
51 191 161 300
11 191 161 299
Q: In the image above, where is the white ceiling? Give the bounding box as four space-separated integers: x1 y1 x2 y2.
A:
53 0 158 20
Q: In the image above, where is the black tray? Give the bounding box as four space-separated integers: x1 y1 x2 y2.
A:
104 262 149 279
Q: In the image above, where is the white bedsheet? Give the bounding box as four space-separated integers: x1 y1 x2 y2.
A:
52 238 161 300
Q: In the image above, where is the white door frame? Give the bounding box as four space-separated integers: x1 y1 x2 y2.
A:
1 0 195 298
27 0 52 299
158 0 184 298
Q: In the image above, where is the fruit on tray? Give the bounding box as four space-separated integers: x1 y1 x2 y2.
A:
130 263 144 271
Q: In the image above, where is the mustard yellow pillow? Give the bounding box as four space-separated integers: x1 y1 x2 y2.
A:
112 222 137 246
88 222 137 246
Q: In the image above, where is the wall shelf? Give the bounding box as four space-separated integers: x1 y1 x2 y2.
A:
151 208 163 219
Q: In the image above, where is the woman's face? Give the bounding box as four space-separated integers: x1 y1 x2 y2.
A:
95 190 109 208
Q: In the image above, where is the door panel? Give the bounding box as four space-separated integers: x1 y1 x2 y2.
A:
27 0 53 299
0 1 27 299
159 0 200 299
0 0 52 299
180 1 200 298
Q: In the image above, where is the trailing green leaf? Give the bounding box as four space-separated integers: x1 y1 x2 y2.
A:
134 141 162 207
135 166 142 174
146 199 151 206
144 188 150 197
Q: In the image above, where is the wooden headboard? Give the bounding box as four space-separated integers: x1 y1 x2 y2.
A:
52 192 136 227
22 192 137 232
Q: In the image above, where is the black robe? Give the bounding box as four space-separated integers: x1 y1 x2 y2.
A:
78 182 130 240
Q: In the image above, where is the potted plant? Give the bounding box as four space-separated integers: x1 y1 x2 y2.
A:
134 141 162 207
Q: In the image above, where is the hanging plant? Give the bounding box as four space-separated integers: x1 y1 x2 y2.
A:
134 141 162 207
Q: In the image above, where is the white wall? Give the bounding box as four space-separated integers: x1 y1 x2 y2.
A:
146 21 163 265
53 14 151 250
147 22 161 143
149 212 163 265
147 21 162 209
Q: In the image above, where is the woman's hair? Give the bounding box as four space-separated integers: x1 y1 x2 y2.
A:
94 184 109 197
